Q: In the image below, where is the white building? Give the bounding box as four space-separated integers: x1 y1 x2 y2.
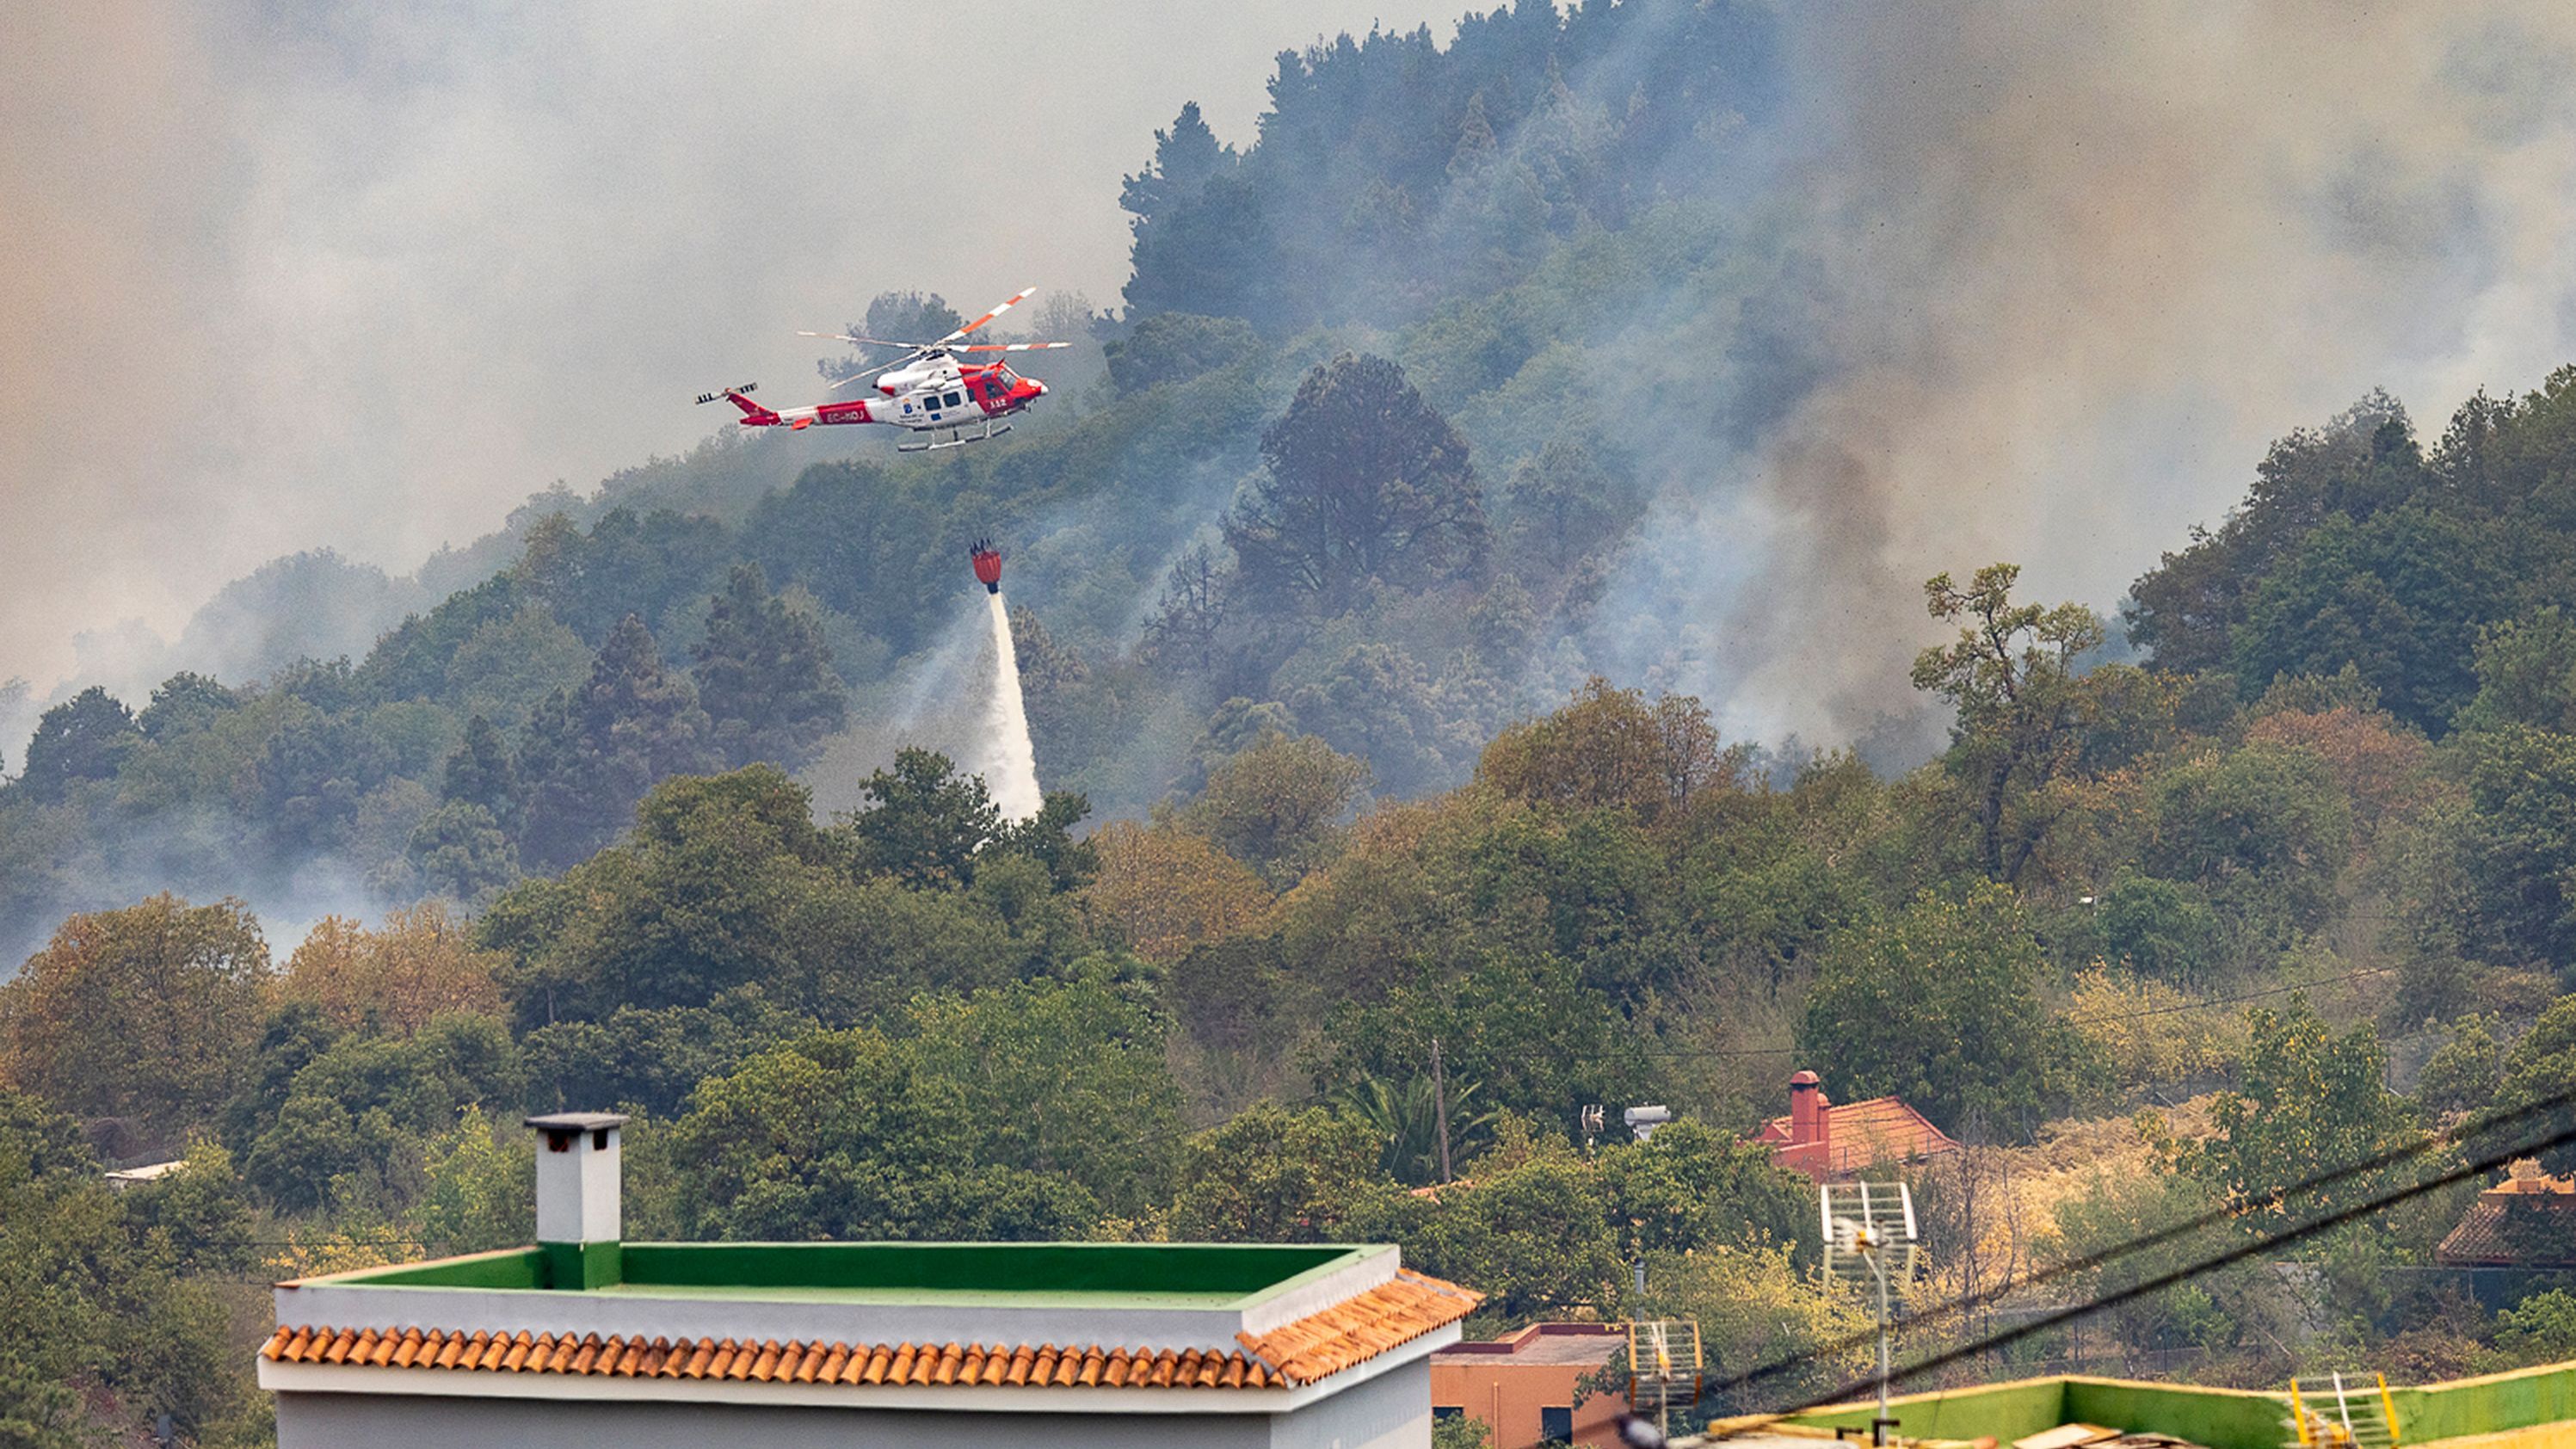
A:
258 1112 1476 1448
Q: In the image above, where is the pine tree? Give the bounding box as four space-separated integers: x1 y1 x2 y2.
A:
441 714 522 829
518 614 716 869
1223 354 1488 619
692 564 847 770
1119 102 1236 229
1447 90 1499 180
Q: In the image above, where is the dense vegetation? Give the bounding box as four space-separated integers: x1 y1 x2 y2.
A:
15 1 2576 1443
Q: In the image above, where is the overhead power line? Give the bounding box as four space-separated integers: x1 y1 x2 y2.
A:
1689 1082 2576 1409
1708 1091 2576 1427
1634 965 2395 1060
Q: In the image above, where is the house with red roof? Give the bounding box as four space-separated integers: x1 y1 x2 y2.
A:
2436 1159 2576 1268
1748 1070 1959 1181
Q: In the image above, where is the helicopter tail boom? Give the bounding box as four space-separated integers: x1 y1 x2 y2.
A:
694 383 778 424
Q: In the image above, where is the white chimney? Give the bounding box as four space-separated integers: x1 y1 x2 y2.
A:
525 1111 628 1288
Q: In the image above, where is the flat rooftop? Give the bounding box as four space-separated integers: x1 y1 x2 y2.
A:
1433 1323 1624 1366
1772 1363 2576 1449
264 1241 1482 1402
301 1241 1366 1310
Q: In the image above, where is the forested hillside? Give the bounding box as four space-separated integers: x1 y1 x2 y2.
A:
15 1 2576 1444
0 0 1800 963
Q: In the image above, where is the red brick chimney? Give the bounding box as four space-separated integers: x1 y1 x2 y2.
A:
1790 1070 1831 1163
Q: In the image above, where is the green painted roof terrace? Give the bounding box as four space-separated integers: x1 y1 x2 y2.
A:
1779 1360 2576 1449
295 1241 1380 1309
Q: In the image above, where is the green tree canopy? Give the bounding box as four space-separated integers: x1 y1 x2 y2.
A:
665 977 1180 1240
848 748 1001 888
441 713 521 827
517 613 718 871
1180 731 1368 885
1798 882 2076 1137
1224 354 1489 617
1166 1101 1387 1241
0 896 272 1138
692 563 846 771
1104 311 1260 396
16 687 141 804
2181 997 2421 1220
1911 563 2108 883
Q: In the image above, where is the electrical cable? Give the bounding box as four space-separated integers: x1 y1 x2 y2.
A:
1705 1095 2576 1428
1676 1082 2576 1415
1632 966 2396 1060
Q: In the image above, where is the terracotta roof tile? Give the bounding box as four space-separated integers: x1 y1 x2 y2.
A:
264 1269 1472 1393
2437 1194 2576 1267
1754 1094 1960 1177
1236 1269 1481 1384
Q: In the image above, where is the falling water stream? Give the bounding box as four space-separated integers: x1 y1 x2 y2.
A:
983 590 1043 823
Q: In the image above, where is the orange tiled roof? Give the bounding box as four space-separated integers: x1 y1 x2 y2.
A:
2436 1194 2576 1267
1236 1270 1481 1384
1753 1095 1957 1176
261 1268 1480 1392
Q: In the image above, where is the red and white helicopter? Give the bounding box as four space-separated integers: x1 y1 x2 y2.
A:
695 287 1072 453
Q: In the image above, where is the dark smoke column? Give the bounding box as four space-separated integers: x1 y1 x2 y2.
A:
969 539 1002 595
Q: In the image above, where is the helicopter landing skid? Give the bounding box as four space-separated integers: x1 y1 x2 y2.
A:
901 421 1013 453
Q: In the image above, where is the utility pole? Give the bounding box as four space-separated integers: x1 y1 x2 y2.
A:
1431 1037 1453 1184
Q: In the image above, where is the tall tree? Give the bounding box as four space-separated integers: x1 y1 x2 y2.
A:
1504 434 1633 572
1180 731 1369 886
1798 883 2076 1137
16 687 141 803
819 292 967 387
847 748 1000 888
1103 313 1260 397
1477 677 1739 822
1119 102 1238 229
1166 1101 1386 1241
441 713 521 828
0 896 272 1137
275 903 505 1035
518 614 717 870
1912 563 2109 883
2125 392 2426 675
2180 998 2418 1220
406 802 523 904
136 672 239 742
692 564 847 770
1223 354 1489 616
1142 542 1230 677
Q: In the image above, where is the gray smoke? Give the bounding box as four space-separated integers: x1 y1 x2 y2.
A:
1682 1 2576 743
0 0 1459 694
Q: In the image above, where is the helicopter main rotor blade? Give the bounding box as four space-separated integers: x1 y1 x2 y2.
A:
823 349 940 390
936 287 1038 346
951 341 1073 354
798 330 936 350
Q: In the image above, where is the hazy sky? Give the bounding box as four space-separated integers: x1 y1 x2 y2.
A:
1558 1 2576 743
16 0 2576 748
0 0 1455 691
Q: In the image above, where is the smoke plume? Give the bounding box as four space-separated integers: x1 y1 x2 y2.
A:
0 0 1458 694
1637 2 2576 745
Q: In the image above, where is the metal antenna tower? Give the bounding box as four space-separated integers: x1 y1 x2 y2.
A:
1820 1180 1921 1447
